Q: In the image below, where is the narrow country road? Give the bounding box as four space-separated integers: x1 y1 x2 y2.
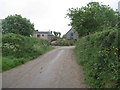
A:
2 46 88 88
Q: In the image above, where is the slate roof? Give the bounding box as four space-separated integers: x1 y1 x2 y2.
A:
36 31 54 36
65 28 73 35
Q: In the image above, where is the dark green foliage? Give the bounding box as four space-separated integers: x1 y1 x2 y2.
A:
75 29 120 88
67 2 119 37
57 40 76 46
67 1 119 88
53 31 61 38
2 56 28 71
117 13 120 29
52 31 61 41
2 33 54 72
2 14 35 36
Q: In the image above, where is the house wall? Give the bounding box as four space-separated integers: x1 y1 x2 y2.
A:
33 31 54 42
66 30 73 39
48 35 54 41
33 32 37 37
74 32 78 39
37 33 48 40
66 28 78 40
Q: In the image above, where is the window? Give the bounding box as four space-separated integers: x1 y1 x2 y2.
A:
37 34 40 37
70 32 74 39
71 32 73 36
42 34 44 37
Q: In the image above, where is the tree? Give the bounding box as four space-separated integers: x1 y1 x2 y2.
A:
117 12 120 29
58 32 61 38
53 31 61 38
67 2 118 37
2 14 35 36
52 31 61 41
62 34 66 39
53 31 58 37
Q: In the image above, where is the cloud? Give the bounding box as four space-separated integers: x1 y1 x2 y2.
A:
0 0 119 35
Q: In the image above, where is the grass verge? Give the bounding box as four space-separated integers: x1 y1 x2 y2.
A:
2 33 54 72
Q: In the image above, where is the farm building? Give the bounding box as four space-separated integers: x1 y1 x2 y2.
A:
65 28 78 40
33 30 54 41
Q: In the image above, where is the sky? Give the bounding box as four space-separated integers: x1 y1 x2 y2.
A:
0 0 120 36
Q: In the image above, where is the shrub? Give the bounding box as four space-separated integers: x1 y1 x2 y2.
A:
2 33 53 72
57 40 76 46
75 29 120 88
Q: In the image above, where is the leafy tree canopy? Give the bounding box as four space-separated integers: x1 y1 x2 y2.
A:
51 31 61 41
67 2 119 37
53 31 61 38
2 14 35 36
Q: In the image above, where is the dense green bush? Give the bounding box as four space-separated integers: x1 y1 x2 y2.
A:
67 2 119 37
2 33 53 72
57 40 76 46
75 29 120 88
2 14 35 36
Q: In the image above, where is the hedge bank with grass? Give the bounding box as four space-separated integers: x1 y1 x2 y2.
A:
75 29 119 88
2 33 54 72
57 40 76 46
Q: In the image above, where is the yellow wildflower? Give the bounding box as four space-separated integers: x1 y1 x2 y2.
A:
114 52 117 55
116 48 118 51
105 54 108 56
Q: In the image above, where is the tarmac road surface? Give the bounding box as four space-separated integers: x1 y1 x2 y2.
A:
2 46 88 88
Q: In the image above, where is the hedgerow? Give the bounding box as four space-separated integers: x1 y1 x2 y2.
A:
2 33 54 72
57 40 76 46
75 29 120 88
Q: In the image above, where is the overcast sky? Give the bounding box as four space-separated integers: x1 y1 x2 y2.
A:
0 0 119 35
